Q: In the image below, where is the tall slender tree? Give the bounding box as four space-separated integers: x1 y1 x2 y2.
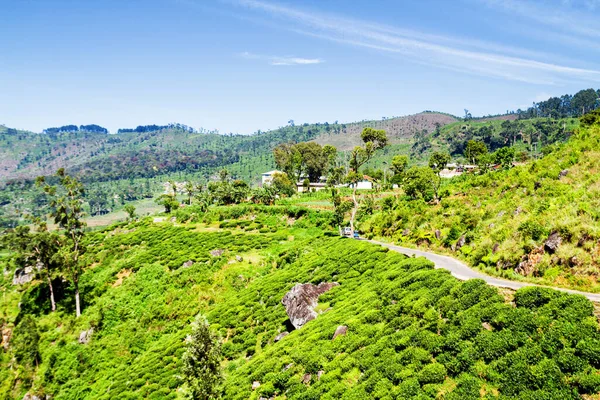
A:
347 127 388 233
36 168 87 318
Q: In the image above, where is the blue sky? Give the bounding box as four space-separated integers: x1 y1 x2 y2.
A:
1 0 599 134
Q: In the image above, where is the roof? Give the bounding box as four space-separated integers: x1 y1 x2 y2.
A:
262 170 282 176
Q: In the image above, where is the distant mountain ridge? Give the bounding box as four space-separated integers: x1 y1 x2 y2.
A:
0 112 461 183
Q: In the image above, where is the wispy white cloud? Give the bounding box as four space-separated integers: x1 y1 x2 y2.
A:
229 0 600 85
476 0 600 40
240 51 323 66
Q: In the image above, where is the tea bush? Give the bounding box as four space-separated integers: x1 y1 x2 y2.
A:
2 208 600 399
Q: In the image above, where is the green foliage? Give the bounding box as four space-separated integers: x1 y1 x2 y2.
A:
464 140 488 165
518 220 547 241
428 152 451 173
2 209 600 399
402 166 436 201
363 120 600 291
124 204 137 220
181 315 223 399
11 316 40 367
493 146 516 169
580 108 600 127
36 169 87 317
274 142 335 183
155 194 179 213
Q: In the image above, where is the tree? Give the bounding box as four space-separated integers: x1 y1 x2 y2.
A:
169 180 178 196
402 166 438 201
296 142 329 182
464 109 472 121
184 182 195 205
572 88 599 116
391 155 409 176
347 128 388 233
271 173 296 197
464 140 488 165
323 144 337 168
274 142 334 184
428 152 451 175
428 152 450 202
181 314 222 399
4 222 60 312
493 147 516 169
11 315 40 367
124 204 137 220
251 185 277 205
155 194 179 213
36 168 87 318
274 143 302 183
581 109 600 127
330 187 353 235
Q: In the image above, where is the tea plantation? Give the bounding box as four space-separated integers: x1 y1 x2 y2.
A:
2 207 600 399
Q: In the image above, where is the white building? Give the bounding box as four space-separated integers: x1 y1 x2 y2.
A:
261 170 283 186
297 182 327 193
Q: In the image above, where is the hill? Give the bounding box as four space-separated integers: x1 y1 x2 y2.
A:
313 112 458 150
0 113 458 184
359 118 600 292
2 206 600 399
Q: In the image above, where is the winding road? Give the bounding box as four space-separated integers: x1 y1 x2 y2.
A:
366 239 600 303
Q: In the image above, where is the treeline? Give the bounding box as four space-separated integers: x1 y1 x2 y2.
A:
117 123 196 134
43 124 108 134
518 88 600 119
444 118 573 156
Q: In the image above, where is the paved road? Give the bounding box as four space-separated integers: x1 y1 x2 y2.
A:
366 239 600 303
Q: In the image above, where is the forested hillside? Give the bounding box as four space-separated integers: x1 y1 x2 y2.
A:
0 112 454 183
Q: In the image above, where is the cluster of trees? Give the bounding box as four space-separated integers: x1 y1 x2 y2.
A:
4 169 88 317
464 140 516 171
155 169 300 214
273 142 337 183
117 123 196 134
43 124 108 134
446 118 570 158
518 88 600 119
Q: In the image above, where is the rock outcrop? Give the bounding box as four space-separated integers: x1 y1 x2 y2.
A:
452 235 466 251
515 246 544 276
23 394 44 400
274 332 289 342
492 243 500 254
332 325 348 340
13 266 35 285
78 328 94 344
544 232 562 253
1 326 11 350
210 249 224 257
281 282 339 329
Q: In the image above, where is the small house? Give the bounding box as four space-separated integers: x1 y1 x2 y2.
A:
297 182 327 193
261 170 283 186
